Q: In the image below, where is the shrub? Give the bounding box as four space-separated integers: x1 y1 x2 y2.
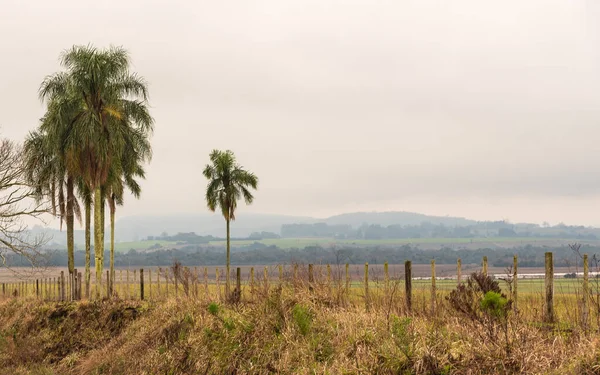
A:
446 272 512 345
480 291 509 319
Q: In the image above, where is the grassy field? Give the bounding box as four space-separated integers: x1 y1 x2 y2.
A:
104 236 600 252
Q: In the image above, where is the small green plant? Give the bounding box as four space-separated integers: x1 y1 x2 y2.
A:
223 318 235 331
208 302 220 316
183 313 194 325
480 291 509 319
390 315 414 362
292 304 312 336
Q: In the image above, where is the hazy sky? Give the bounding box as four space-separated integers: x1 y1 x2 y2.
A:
2 0 600 226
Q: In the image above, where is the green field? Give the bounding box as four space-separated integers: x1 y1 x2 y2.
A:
208 236 588 249
107 236 598 252
406 278 586 294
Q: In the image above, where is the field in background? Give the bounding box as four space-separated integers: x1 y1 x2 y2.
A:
100 236 600 252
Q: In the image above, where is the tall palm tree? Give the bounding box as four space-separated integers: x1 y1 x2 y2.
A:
76 180 92 298
105 129 150 294
39 45 153 297
203 150 258 296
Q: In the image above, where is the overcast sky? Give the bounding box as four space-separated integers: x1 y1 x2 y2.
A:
2 0 600 226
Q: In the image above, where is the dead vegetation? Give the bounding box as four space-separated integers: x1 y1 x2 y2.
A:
1 273 600 374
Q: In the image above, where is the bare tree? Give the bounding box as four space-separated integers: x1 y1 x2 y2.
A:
0 138 49 270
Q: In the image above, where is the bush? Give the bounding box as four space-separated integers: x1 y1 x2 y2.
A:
480 291 509 319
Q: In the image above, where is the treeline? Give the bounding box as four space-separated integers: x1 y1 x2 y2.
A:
147 231 280 243
281 222 599 240
147 232 219 244
8 244 599 268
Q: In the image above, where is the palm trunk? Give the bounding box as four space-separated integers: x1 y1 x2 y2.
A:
109 202 115 296
94 186 103 298
100 188 106 293
226 218 230 296
66 176 75 275
85 196 91 299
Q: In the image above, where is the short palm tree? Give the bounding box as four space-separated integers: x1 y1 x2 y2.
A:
203 150 258 296
23 127 81 277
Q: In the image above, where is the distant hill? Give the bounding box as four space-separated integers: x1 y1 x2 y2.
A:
323 211 476 227
112 213 314 241
110 211 476 241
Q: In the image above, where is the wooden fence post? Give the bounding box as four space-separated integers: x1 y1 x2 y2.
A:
345 263 350 296
544 252 554 323
194 267 199 298
157 268 161 298
457 258 462 285
148 269 152 300
482 256 488 277
264 266 268 293
165 268 170 299
326 264 332 289
216 268 220 300
384 262 389 293
106 270 110 297
135 270 139 299
126 269 130 299
279 265 283 285
2 283 4 298
184 267 189 298
405 261 412 312
201 267 206 299
364 263 370 312
236 267 241 299
174 267 179 299
77 272 81 300
250 267 255 298
583 253 589 330
293 264 298 286
308 264 314 291
513 255 518 312
60 271 65 301
431 259 436 315
36 279 39 299
140 269 145 301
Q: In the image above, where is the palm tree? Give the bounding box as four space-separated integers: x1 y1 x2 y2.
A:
39 45 153 297
76 180 92 298
203 150 258 296
23 126 81 278
105 129 150 294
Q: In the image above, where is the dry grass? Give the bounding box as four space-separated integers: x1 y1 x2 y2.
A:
1 276 600 374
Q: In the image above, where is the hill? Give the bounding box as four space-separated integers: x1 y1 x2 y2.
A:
323 211 476 227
